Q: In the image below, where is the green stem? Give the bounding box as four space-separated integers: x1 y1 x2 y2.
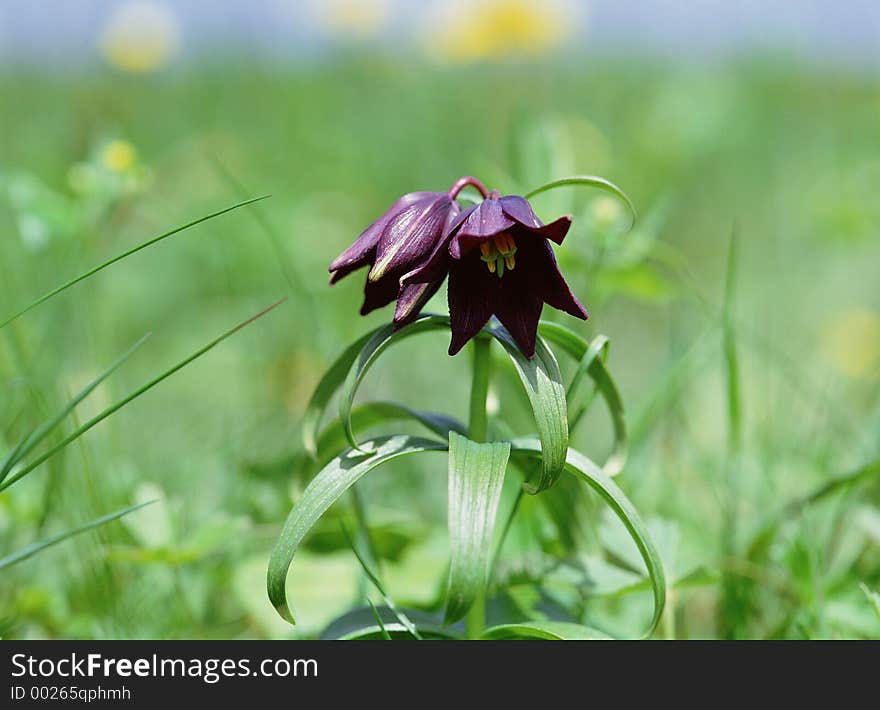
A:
466 336 491 639
468 336 491 443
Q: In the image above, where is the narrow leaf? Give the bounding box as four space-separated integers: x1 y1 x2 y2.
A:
492 326 567 494
268 435 448 624
0 334 151 484
747 457 880 559
367 599 392 640
538 321 627 476
510 438 666 637
0 196 270 330
341 523 423 639
524 175 637 230
445 432 511 624
339 315 451 451
481 621 613 640
0 300 284 492
302 328 381 457
0 501 154 570
314 401 465 467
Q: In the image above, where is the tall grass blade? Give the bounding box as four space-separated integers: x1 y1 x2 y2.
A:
0 501 154 570
0 334 151 484
341 523 423 639
0 300 284 491
0 196 270 330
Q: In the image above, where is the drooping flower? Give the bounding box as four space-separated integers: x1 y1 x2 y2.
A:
328 190 461 325
404 189 588 358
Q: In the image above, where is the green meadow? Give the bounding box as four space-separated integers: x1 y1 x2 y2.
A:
1 57 879 639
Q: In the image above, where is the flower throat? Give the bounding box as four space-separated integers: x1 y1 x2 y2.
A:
480 233 517 277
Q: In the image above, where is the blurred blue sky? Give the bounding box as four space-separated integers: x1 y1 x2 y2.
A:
1 0 878 68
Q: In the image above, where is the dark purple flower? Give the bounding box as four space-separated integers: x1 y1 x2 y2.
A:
404 190 588 358
329 190 461 326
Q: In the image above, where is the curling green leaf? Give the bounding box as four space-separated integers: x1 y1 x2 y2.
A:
322 606 461 640
445 432 510 624
539 321 627 476
268 435 448 624
481 621 613 640
339 315 452 452
0 501 155 570
0 195 270 330
302 328 383 457
510 438 666 637
314 401 465 467
524 175 637 230
493 326 568 494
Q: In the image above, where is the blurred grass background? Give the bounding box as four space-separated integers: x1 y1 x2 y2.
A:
1 0 879 639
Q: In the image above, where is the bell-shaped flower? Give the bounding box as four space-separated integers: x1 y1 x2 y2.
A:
405 190 588 358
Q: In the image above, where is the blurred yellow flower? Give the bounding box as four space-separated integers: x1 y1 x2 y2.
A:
312 0 390 39
100 1 180 73
102 140 137 173
822 309 880 381
426 0 579 63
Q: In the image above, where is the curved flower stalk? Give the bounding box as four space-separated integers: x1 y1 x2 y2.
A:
273 174 662 641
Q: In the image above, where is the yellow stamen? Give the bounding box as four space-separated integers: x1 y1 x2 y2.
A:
480 233 518 276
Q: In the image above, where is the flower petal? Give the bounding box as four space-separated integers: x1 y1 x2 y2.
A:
329 191 431 276
493 293 543 360
500 196 571 245
369 194 453 282
499 195 542 229
401 203 467 284
359 273 400 316
393 279 443 327
534 239 589 320
450 199 515 259
459 199 515 238
447 256 496 355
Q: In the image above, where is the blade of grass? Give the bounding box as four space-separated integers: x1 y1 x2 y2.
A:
0 334 151 484
0 195 270 330
367 599 392 640
0 300 285 491
0 501 155 570
341 523 423 639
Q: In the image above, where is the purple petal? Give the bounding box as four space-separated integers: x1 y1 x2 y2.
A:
447 256 497 356
369 193 453 282
359 274 400 316
494 292 543 359
393 279 443 326
450 199 516 259
499 195 542 228
401 203 466 284
329 191 431 275
330 255 373 285
500 195 571 244
456 198 514 239
533 239 589 320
